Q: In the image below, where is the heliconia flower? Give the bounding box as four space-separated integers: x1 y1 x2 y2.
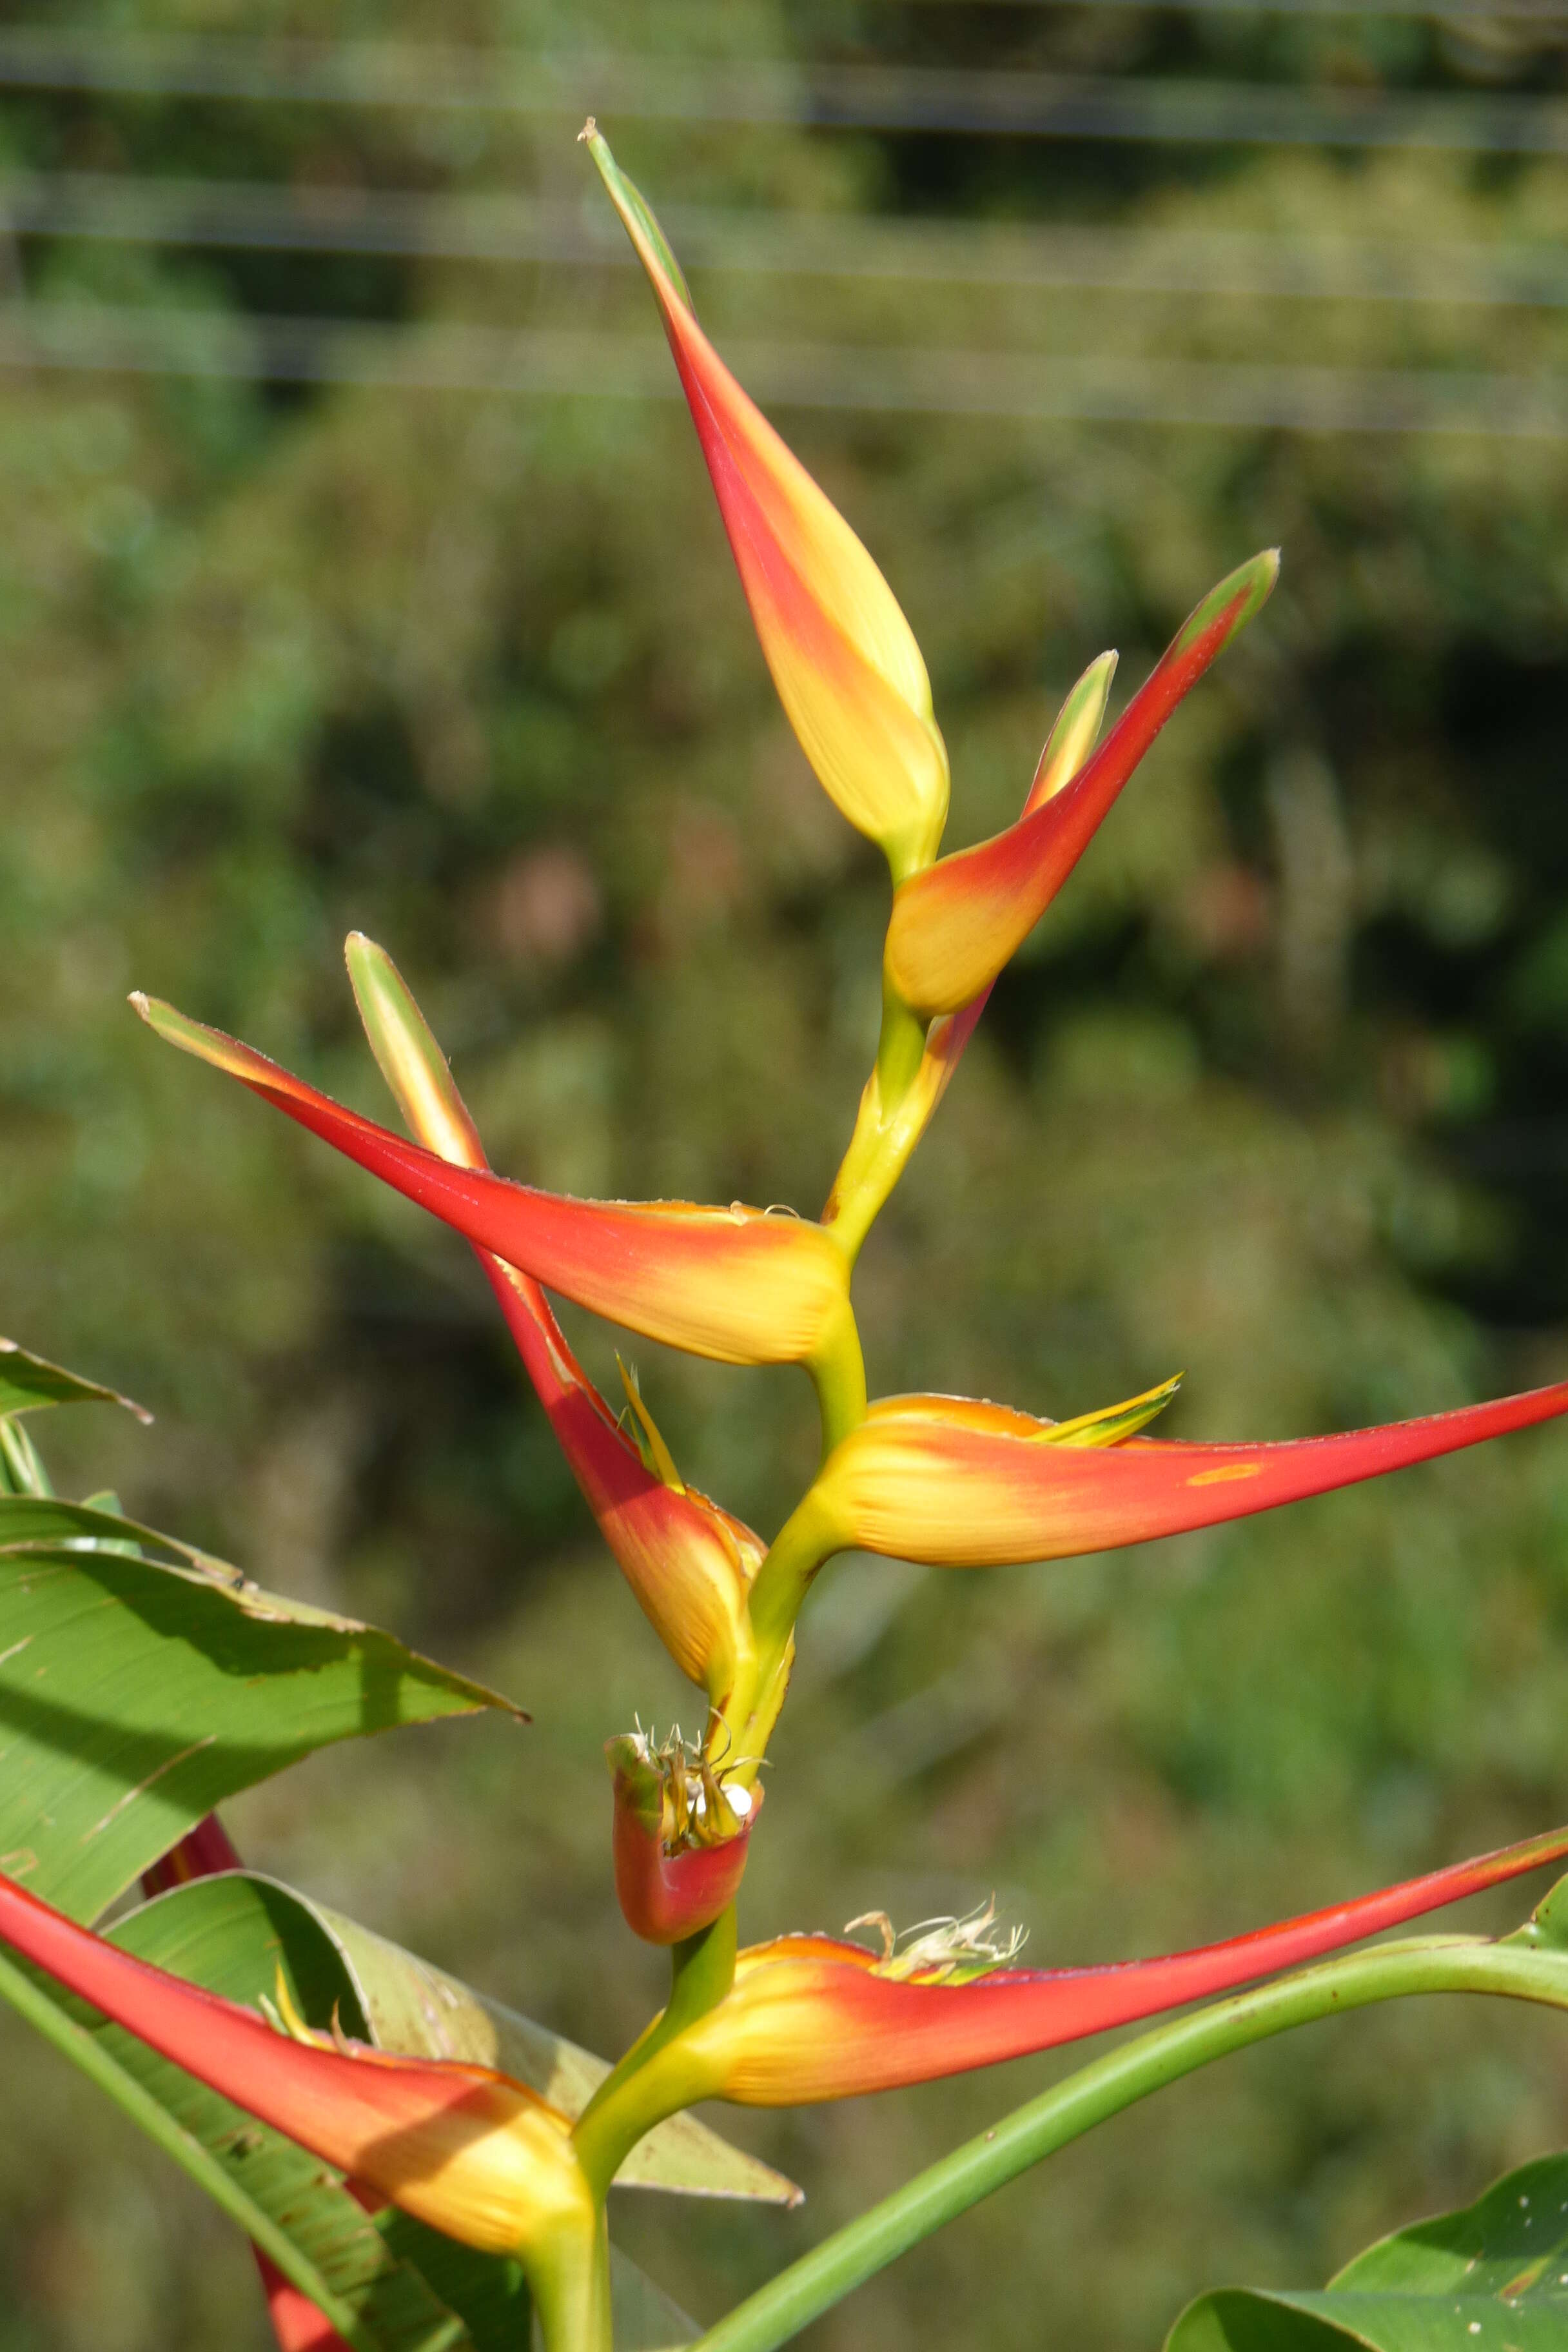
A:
821 652 1117 1253
883 551 1279 1017
343 935 770 1711
0 1868 600 2277
140 1818 358 2352
583 122 948 882
601 1823 1568 2113
607 1731 761 1946
129 994 859 1395
778 1372 1568 1573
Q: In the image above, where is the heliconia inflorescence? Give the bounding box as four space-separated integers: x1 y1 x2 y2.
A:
6 122 1567 2352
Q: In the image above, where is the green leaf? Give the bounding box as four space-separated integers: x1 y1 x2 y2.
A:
0 1534 524 1923
608 2246 699 2348
1167 2151 1568 2352
0 1336 152 1422
308 1893 802 2206
0 1873 472 2352
0 1488 232 1565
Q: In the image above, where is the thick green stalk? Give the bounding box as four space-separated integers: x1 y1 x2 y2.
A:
0 1948 406 2352
528 2204 612 2352
807 1299 867 1460
821 986 932 1268
719 1487 843 1777
573 1909 738 2199
691 1931 1568 2352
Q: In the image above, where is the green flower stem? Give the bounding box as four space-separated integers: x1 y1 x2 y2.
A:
573 1909 738 2199
721 1487 843 1774
873 980 928 1120
692 1930 1568 2352
527 2204 612 2352
807 1300 867 1462
821 984 932 1268
0 1948 402 2352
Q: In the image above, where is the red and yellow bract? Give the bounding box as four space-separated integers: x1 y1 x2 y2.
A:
583 124 948 883
0 1867 594 2262
130 994 855 1383
344 934 770 1718
603 1821 1568 2113
883 553 1279 1017
795 1378 1568 1567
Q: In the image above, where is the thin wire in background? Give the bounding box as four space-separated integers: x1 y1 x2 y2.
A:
3 304 1563 436
7 170 1568 309
1 34 1567 150
3 26 1567 431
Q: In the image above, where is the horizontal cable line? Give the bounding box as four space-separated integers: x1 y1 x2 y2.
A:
3 300 1567 435
1 35 1568 150
6 171 1568 309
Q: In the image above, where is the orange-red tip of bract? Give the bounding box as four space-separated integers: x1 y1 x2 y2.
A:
797 1371 1568 1570
658 1821 1568 2105
130 991 854 1376
609 1733 760 1945
0 1868 591 2260
884 549 1279 1015
584 125 949 881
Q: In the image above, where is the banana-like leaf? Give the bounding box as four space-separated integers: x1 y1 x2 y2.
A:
311 1893 801 2206
1167 2151 1568 2352
0 1516 524 1922
0 1336 152 1422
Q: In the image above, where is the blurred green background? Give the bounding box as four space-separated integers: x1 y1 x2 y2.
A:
6 1 1568 2345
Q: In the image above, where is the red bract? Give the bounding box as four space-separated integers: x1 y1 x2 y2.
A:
583 123 948 881
794 1377 1568 1567
608 1734 760 1946
628 1822 1568 2109
0 1868 593 2262
343 933 770 1716
883 553 1278 1018
130 995 858 1387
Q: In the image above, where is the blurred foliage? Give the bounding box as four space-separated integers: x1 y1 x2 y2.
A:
6 1 1568 2349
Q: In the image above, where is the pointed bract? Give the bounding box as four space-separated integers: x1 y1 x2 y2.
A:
885 553 1279 1015
822 653 1117 1252
799 1373 1568 1568
585 123 948 880
0 1868 594 2261
344 936 767 1707
649 1824 1568 2105
132 993 856 1379
139 1820 358 2352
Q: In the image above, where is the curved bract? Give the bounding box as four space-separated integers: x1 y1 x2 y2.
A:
0 1868 593 2266
346 935 767 1711
131 994 858 1388
885 552 1279 1017
624 1822 1568 2110
798 1374 1568 1568
821 652 1118 1257
584 123 948 882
